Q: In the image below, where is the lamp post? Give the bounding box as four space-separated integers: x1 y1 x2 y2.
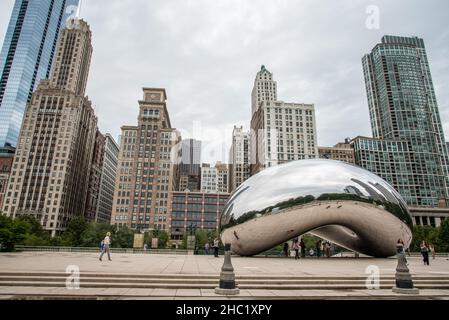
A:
215 243 239 295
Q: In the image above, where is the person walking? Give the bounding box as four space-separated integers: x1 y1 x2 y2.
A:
283 242 289 258
213 238 220 257
300 239 306 258
143 242 148 251
204 242 210 255
99 232 112 261
293 239 300 260
420 241 430 266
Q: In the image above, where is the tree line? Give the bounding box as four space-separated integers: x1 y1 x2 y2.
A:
0 214 169 251
1 214 448 253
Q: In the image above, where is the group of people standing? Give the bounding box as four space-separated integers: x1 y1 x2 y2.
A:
204 238 220 257
283 238 332 259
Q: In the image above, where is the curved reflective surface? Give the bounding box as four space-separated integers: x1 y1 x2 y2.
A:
220 159 412 257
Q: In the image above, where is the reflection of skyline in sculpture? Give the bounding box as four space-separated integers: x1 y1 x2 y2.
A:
220 159 413 257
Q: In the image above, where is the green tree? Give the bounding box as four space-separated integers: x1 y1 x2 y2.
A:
411 225 439 251
61 216 88 247
195 229 209 248
80 222 113 247
112 226 134 248
438 219 449 252
15 215 50 246
152 229 169 248
0 215 28 251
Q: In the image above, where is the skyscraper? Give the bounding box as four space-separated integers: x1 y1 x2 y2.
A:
177 138 201 192
354 35 449 207
110 88 181 231
85 129 105 223
250 66 318 175
251 65 277 116
200 164 218 194
0 0 79 148
229 126 250 192
2 19 98 236
96 134 119 223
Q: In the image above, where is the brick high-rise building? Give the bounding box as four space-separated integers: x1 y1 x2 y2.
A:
111 88 181 231
1 19 98 236
318 139 355 164
168 191 229 243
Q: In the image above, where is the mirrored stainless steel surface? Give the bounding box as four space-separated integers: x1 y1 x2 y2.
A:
220 159 412 257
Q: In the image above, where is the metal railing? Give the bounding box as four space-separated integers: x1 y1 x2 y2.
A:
14 245 190 255
12 246 449 258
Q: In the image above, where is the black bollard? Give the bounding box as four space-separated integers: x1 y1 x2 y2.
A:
392 252 419 294
215 243 240 295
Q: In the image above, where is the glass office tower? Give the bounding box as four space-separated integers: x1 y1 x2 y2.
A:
0 0 79 148
354 36 449 207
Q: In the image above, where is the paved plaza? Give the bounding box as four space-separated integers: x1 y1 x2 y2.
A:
0 252 449 299
0 252 448 276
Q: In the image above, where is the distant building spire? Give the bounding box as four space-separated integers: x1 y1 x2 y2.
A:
76 0 82 18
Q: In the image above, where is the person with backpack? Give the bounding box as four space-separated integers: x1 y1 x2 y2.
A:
99 232 112 262
420 241 430 266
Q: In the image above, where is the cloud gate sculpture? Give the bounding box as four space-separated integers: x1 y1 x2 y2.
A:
220 159 413 258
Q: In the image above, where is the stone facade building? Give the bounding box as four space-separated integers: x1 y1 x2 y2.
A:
111 88 181 231
318 139 355 164
1 19 98 236
250 66 318 175
229 126 250 192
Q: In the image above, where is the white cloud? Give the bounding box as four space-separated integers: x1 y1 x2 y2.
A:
0 0 448 165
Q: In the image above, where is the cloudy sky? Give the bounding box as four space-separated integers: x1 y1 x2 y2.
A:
1 0 449 164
